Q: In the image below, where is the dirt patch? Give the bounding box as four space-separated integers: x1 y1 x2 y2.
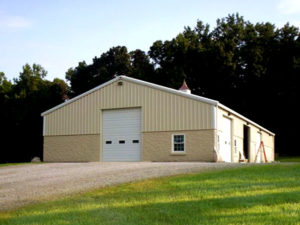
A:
0 162 245 211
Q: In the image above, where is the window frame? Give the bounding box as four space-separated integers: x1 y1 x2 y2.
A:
171 134 186 154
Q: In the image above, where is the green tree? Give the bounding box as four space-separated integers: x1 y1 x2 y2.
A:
66 46 156 96
0 72 12 99
64 14 299 156
0 64 68 163
129 49 155 81
66 46 131 96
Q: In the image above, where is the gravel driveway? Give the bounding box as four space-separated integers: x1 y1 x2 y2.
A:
0 162 244 211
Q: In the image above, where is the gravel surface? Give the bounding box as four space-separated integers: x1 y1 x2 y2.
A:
0 162 245 211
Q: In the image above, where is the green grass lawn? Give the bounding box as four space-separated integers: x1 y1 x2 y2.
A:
277 156 300 162
1 164 299 225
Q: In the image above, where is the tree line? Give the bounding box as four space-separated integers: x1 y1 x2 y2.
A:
1 14 299 162
0 65 68 162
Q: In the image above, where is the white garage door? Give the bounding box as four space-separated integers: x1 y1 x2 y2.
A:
220 117 232 162
102 108 141 162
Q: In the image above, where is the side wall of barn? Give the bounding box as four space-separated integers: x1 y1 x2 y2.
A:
217 107 275 163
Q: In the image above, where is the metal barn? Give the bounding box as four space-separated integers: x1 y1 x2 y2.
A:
42 75 275 162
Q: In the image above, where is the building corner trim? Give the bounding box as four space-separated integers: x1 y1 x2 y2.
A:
212 105 217 129
43 116 46 136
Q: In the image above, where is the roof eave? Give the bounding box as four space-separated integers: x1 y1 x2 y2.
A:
217 103 275 136
41 76 120 116
41 75 219 116
41 76 274 136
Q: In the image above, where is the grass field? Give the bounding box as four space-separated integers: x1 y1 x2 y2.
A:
0 164 299 225
277 156 300 162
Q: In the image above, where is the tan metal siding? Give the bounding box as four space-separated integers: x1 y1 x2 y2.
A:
44 80 213 136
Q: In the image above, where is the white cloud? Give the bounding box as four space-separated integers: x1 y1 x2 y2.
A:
0 12 31 29
277 0 300 14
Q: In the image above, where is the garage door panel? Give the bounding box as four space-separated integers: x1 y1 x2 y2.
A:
103 134 140 139
103 148 140 161
103 119 139 127
103 127 139 135
103 108 141 162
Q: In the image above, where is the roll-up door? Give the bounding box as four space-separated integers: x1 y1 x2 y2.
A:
102 108 141 161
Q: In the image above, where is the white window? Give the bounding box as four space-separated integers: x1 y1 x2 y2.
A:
172 134 185 152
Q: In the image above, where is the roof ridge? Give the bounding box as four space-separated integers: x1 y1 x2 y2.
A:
41 75 218 116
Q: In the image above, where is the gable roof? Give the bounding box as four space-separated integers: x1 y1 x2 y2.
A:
41 75 274 135
41 75 218 116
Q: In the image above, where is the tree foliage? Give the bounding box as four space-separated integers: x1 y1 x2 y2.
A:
65 14 299 156
66 46 155 96
0 64 67 163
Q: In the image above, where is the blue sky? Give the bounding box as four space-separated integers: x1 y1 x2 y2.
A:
1 0 300 81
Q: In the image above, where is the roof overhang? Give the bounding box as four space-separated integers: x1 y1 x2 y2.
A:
218 103 275 136
41 75 218 116
41 76 120 116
